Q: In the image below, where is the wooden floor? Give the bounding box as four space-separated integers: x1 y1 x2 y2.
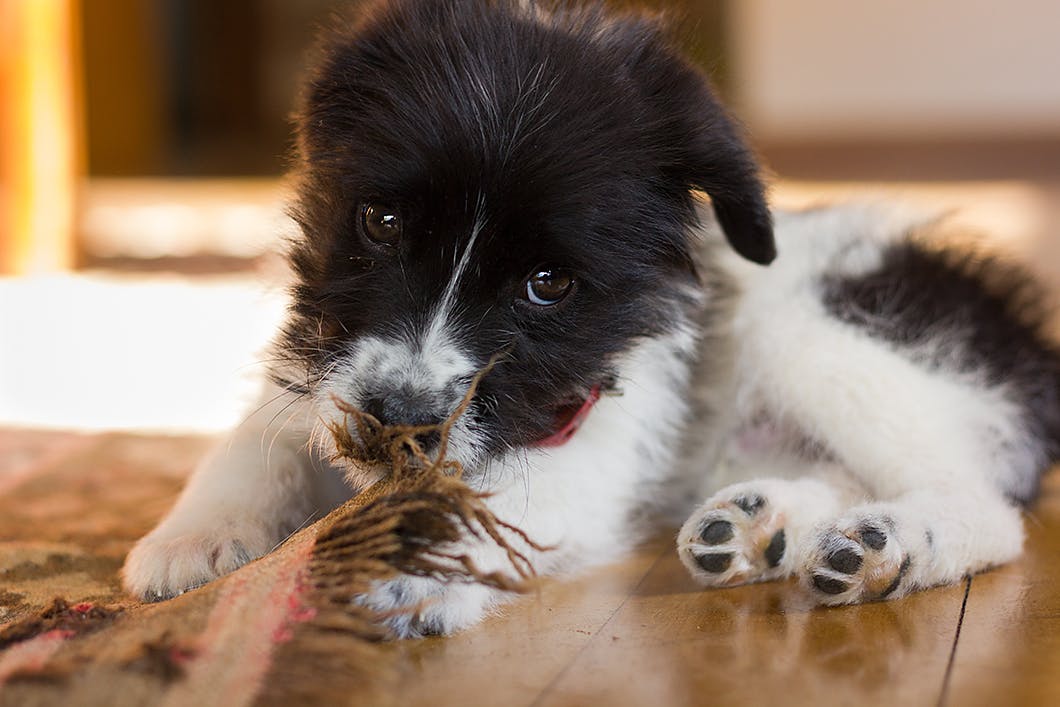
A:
1 430 1058 706
386 472 1060 707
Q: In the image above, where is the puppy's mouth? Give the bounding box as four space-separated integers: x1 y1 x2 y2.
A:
533 385 603 448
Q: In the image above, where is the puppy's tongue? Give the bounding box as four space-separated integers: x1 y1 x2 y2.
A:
534 385 602 448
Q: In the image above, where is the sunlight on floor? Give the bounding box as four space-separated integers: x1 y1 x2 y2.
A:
0 273 288 432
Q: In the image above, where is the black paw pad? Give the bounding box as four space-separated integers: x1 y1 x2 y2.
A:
764 530 786 568
695 552 733 574
700 520 734 545
811 574 848 595
859 525 888 551
733 494 765 516
879 557 911 598
827 546 863 574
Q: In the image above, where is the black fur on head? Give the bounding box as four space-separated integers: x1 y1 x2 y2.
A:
277 0 772 460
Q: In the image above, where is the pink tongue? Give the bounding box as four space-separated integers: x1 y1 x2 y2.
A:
534 385 602 448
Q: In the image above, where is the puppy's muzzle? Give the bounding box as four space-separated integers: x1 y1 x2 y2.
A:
362 390 446 450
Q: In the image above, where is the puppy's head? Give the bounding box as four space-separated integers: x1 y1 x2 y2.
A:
278 0 772 476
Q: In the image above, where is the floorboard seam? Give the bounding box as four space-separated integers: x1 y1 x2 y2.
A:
936 574 972 707
527 546 670 707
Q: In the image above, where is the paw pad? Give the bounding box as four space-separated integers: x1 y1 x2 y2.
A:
700 520 734 545
859 524 888 551
804 514 909 604
811 573 849 595
678 489 788 588
763 530 786 568
826 546 863 574
733 494 766 516
879 557 911 598
696 552 734 573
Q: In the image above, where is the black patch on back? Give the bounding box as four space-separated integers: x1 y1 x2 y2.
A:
823 242 1060 503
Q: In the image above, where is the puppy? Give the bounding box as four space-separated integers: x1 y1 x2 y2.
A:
122 0 1060 636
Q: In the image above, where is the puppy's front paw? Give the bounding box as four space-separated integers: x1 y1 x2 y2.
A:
122 521 273 601
678 487 789 587
361 576 495 639
802 513 909 604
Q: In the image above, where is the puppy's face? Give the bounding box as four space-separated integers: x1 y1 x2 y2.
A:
277 0 773 474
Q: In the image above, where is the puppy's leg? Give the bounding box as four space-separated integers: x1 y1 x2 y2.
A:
360 567 506 639
801 484 1024 603
361 446 672 636
357 495 544 638
735 311 1035 601
122 384 346 600
678 474 861 587
359 467 596 637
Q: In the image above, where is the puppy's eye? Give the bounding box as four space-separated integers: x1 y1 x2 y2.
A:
523 268 574 306
362 203 402 246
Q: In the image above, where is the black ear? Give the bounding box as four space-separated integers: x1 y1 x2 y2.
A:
611 21 775 265
678 81 776 265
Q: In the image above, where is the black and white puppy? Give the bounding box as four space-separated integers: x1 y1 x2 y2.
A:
123 0 1060 636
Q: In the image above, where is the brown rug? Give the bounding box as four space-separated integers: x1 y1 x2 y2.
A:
0 430 531 706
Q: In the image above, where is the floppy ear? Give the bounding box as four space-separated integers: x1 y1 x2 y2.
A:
612 21 776 265
677 82 776 265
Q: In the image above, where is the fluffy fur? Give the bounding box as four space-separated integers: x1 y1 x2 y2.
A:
122 0 1060 636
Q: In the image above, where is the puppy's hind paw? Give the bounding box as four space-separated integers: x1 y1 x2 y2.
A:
678 488 789 588
802 514 910 605
122 523 271 602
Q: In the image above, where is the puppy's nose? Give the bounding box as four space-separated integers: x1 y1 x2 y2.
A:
362 393 445 449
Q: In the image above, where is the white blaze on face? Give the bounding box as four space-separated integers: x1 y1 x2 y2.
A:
316 209 488 472
333 327 476 409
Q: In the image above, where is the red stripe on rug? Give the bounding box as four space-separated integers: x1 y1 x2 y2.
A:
160 535 317 707
0 629 73 684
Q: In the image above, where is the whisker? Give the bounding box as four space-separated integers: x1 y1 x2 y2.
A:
269 510 319 554
265 402 306 474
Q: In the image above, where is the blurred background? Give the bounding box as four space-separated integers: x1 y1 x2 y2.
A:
2 0 1059 434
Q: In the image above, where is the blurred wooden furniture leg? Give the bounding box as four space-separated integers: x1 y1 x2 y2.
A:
0 0 82 275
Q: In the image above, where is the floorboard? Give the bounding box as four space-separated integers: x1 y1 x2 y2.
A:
942 473 1060 706
386 532 969 707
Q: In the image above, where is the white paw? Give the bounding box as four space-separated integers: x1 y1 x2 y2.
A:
801 512 909 604
360 575 496 638
678 487 789 587
122 520 273 601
